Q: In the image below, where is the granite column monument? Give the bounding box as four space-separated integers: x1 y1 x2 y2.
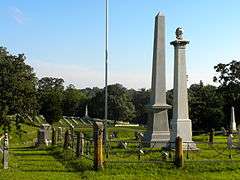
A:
170 28 196 149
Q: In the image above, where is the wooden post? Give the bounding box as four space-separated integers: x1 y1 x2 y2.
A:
209 128 214 144
93 122 104 170
70 127 74 148
52 127 56 145
175 136 183 168
63 130 70 149
76 132 85 158
2 133 8 169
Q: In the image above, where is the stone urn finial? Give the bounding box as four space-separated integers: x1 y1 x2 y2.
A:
176 27 184 40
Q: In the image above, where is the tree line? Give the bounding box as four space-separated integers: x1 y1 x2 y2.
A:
0 47 239 131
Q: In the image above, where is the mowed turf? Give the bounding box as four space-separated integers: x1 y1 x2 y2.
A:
0 147 82 180
0 123 82 180
1 121 240 179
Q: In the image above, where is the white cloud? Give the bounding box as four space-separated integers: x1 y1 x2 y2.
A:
9 6 25 24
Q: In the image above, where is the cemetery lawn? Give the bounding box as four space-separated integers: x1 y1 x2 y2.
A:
0 124 81 180
1 122 240 179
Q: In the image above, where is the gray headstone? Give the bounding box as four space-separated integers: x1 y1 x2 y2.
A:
227 134 233 149
36 124 51 146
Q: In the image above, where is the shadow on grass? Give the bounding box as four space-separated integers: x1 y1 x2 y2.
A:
13 153 49 156
10 146 45 151
17 159 57 162
47 146 93 172
22 169 78 172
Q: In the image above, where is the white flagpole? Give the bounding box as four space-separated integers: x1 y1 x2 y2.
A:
104 0 108 145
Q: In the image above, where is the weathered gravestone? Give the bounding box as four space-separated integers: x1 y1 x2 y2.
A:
2 133 9 169
36 124 51 146
227 133 233 149
64 130 71 149
57 127 63 142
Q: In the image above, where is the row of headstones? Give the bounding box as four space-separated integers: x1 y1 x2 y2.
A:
210 128 240 149
36 122 104 170
108 131 144 149
113 129 238 150
59 117 93 128
36 124 93 157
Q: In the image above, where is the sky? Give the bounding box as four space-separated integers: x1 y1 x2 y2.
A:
0 0 240 90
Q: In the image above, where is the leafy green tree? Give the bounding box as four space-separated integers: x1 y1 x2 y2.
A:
0 47 37 131
129 88 150 124
81 87 101 99
188 82 224 130
213 60 240 127
89 84 136 122
63 84 88 116
37 77 64 124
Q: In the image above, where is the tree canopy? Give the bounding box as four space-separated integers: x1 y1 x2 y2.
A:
37 77 64 125
188 82 224 130
2 45 239 132
0 47 37 130
63 84 88 117
89 84 136 122
213 60 240 127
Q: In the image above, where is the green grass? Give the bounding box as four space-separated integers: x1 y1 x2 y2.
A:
0 120 240 179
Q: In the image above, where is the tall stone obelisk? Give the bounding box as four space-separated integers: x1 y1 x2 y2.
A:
231 106 237 131
85 105 89 118
170 28 196 149
145 13 171 147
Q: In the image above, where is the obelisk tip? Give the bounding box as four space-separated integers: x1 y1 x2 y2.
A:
156 12 164 17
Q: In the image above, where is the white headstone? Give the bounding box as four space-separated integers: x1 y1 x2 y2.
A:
227 134 233 149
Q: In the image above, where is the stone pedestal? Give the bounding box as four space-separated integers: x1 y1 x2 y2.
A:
170 28 196 150
145 13 171 147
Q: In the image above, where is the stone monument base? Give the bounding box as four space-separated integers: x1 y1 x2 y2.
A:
144 131 170 148
169 119 198 150
168 141 198 150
